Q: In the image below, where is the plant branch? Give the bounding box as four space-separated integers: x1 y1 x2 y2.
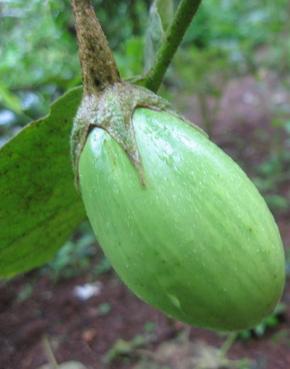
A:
71 0 120 95
42 335 59 369
144 0 202 92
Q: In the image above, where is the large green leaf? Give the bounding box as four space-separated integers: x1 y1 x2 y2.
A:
0 87 86 278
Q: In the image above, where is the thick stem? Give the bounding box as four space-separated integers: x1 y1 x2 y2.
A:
144 0 202 93
71 0 120 95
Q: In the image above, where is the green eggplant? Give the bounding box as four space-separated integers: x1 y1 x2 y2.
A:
78 107 285 331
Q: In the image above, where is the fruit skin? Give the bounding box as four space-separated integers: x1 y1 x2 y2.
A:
79 107 285 331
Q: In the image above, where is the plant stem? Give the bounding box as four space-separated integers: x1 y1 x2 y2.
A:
220 332 237 357
144 0 202 93
42 335 59 369
71 0 120 95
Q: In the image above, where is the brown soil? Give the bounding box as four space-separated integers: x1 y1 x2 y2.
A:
1 258 290 369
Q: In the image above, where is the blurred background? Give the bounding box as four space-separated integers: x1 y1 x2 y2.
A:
0 0 290 368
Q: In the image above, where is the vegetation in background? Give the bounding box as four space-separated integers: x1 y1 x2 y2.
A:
42 222 112 281
1 0 288 126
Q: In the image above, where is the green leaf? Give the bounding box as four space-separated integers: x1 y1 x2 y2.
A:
144 0 174 73
0 87 86 278
155 0 174 31
0 84 22 114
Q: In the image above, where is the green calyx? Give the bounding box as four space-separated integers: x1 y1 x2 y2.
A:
71 82 205 184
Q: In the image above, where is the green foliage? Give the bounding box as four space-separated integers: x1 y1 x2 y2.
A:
107 335 254 369
0 0 80 102
115 37 145 79
97 302 111 315
183 0 289 75
0 0 80 133
173 46 231 135
175 46 230 92
93 257 111 277
144 321 156 333
144 0 174 72
194 0 288 47
0 0 149 123
0 88 85 277
105 334 153 364
91 0 149 49
0 0 288 122
40 220 112 281
183 4 211 48
238 303 286 340
17 282 34 302
44 223 96 280
0 85 22 115
253 118 290 214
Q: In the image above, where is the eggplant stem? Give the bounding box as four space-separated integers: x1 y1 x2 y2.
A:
71 0 120 95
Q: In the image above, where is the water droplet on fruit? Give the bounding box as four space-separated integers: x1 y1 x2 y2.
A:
167 293 181 310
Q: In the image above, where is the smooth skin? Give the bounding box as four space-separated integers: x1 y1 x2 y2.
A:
79 108 285 331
